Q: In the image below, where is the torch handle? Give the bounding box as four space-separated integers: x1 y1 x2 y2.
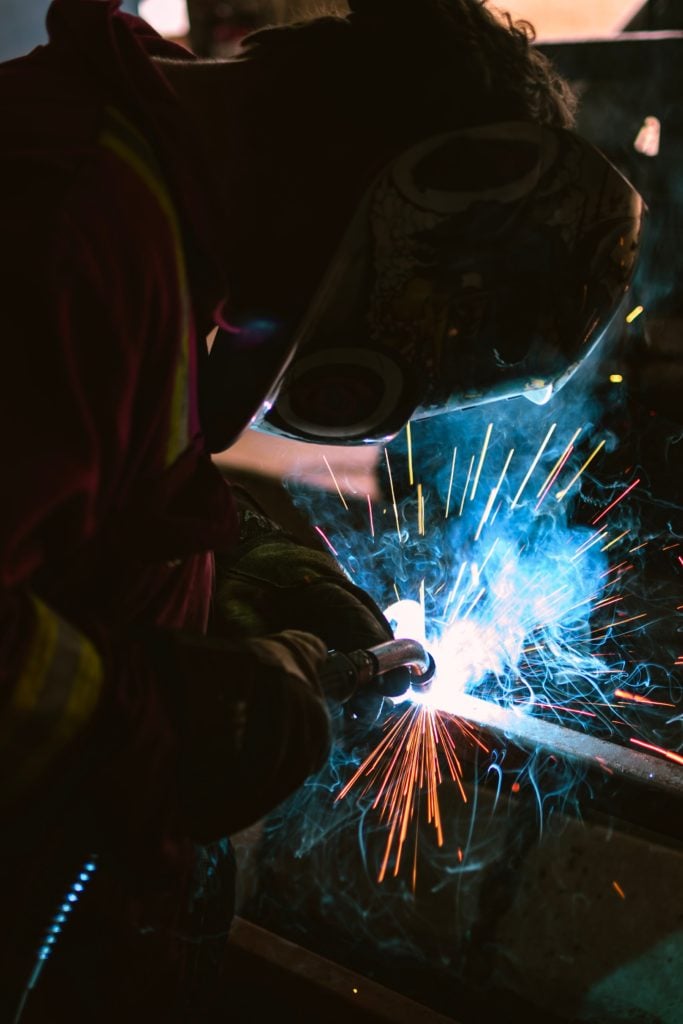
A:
319 638 435 702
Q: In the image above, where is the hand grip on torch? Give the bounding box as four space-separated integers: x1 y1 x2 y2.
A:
319 637 436 703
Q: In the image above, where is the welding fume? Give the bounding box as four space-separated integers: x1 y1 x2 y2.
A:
0 0 645 1020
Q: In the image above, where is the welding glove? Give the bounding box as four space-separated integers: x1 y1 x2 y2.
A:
213 486 410 705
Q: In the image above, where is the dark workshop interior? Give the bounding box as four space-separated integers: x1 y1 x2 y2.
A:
2 2 682 1023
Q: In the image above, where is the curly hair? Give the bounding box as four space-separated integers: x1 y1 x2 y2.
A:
241 0 577 154
216 1 578 324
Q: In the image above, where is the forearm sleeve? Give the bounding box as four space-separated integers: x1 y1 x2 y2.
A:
156 628 331 842
1 576 331 850
0 590 103 810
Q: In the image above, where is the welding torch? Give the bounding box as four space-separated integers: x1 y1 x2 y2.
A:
320 637 436 703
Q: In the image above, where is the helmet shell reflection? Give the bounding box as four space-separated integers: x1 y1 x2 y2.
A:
257 122 644 444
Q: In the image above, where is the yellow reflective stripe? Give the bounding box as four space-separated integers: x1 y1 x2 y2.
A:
0 596 103 804
7 595 59 717
99 107 191 467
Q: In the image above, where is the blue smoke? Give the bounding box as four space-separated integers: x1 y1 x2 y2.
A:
236 380 681 1013
313 402 625 728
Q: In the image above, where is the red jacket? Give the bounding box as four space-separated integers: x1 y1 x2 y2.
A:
0 2 330 1018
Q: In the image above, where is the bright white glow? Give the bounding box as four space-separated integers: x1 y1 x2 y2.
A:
634 117 661 158
384 599 427 645
524 384 554 406
138 0 189 38
501 1 644 41
384 511 608 719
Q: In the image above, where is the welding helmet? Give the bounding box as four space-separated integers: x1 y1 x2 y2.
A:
250 121 644 445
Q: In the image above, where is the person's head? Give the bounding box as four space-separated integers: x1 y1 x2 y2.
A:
221 0 576 321
200 1 642 449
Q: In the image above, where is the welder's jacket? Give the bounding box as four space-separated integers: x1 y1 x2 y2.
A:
0 2 331 1018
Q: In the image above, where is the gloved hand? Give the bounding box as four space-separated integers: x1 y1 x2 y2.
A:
155 626 332 840
212 486 410 704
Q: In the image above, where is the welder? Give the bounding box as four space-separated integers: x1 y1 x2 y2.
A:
0 0 643 1020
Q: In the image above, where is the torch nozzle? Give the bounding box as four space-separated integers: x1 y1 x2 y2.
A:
366 638 436 692
320 638 436 702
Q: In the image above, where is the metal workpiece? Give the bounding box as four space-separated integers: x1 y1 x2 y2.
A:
456 692 682 795
223 917 458 1024
449 692 683 843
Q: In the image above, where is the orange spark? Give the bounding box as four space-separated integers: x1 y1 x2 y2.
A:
613 689 675 708
629 739 683 765
323 455 349 510
337 705 488 888
592 478 641 526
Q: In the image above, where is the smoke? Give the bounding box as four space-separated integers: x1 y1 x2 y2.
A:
236 370 681 1016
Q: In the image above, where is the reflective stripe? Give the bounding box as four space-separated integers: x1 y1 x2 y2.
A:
99 106 191 468
0 596 103 804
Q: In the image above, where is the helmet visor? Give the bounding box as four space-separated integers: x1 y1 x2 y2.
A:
256 122 644 444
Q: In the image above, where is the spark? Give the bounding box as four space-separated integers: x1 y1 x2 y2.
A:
459 455 475 517
406 421 414 487
600 559 630 578
510 422 556 509
625 304 644 324
384 448 402 544
302 418 679 888
556 439 606 502
470 422 493 502
536 447 574 509
601 530 630 553
614 689 675 708
612 880 626 899
536 703 597 719
629 739 683 765
572 529 610 561
479 539 499 576
444 446 457 519
417 483 425 536
592 611 648 638
314 525 339 557
337 704 487 888
629 540 649 554
592 478 641 525
367 494 375 539
323 455 349 510
537 428 581 499
475 448 514 542
444 561 467 616
593 595 623 611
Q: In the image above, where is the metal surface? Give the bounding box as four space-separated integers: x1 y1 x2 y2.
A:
368 638 434 681
451 692 683 841
224 916 460 1023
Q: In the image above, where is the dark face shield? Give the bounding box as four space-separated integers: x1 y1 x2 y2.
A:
252 121 645 445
